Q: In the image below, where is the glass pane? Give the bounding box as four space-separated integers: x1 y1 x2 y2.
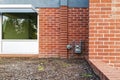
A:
2 13 37 39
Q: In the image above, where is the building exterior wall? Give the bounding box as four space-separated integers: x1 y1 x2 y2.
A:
89 0 120 69
0 0 89 58
38 7 89 58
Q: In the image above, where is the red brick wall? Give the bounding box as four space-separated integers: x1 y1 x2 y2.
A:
39 8 60 58
38 7 89 58
68 8 89 57
89 0 120 69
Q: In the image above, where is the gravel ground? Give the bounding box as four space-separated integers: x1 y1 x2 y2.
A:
0 58 100 80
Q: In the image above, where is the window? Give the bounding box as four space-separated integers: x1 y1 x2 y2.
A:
2 13 37 39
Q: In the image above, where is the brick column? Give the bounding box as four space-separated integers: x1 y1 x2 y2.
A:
38 8 60 58
89 0 120 69
59 6 68 58
89 0 112 59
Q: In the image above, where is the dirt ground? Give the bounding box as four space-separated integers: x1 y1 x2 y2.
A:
0 58 100 80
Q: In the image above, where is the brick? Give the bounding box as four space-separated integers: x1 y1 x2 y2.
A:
98 38 109 41
101 8 111 10
98 45 109 48
90 0 100 3
95 49 103 52
101 0 111 3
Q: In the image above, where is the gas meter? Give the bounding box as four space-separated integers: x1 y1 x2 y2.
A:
75 45 81 53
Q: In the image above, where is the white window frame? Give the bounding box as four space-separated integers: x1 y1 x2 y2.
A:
0 4 39 54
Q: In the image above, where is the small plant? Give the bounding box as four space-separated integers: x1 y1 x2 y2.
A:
61 62 71 68
81 73 93 78
38 65 44 71
0 59 2 64
39 59 48 64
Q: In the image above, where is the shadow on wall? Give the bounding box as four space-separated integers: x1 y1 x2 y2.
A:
67 8 89 58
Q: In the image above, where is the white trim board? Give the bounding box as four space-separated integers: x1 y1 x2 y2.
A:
0 4 37 13
2 41 38 54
